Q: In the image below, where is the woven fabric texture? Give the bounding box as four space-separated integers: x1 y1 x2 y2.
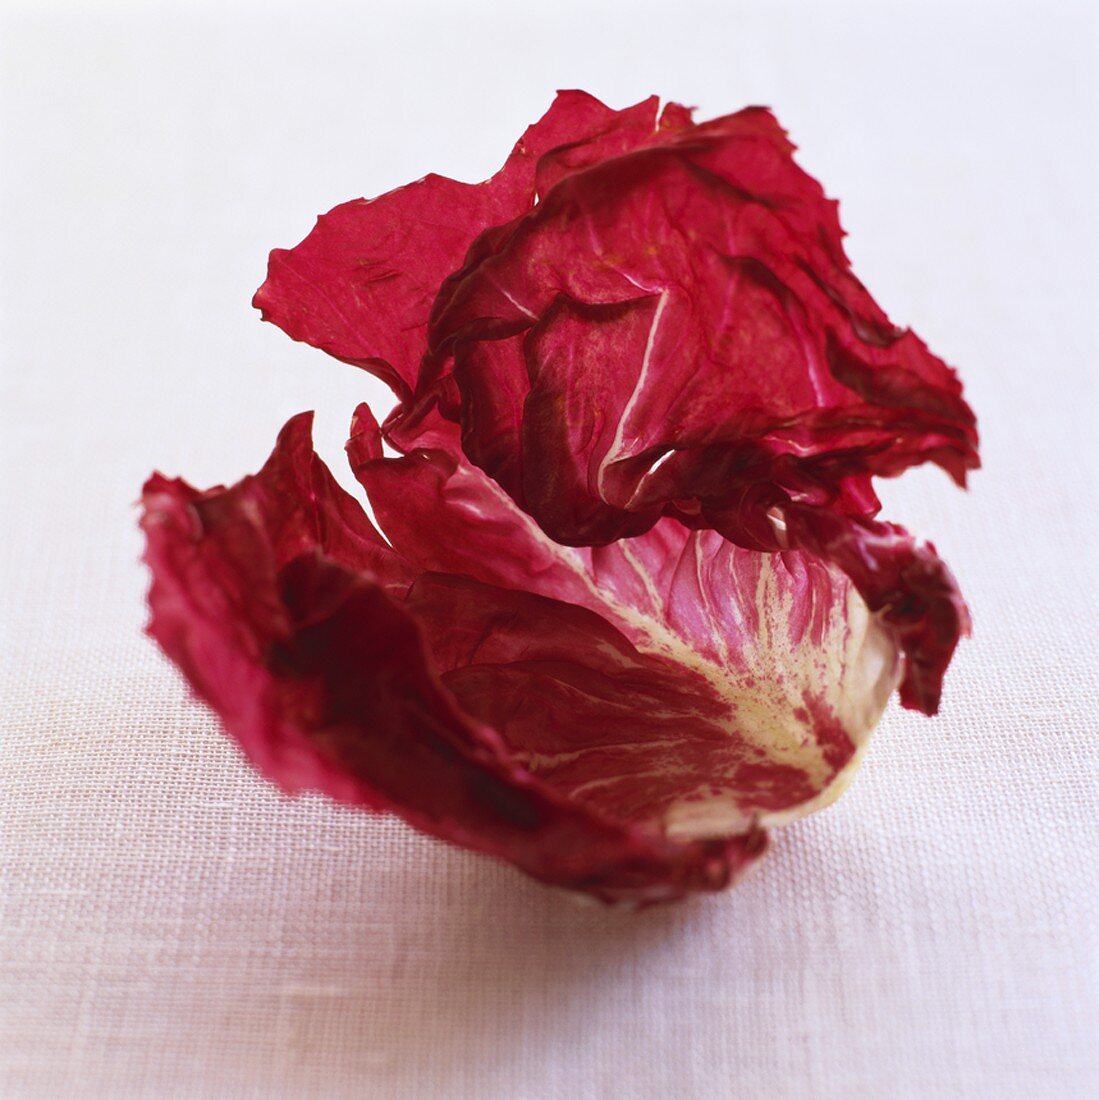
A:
2 2 1096 1097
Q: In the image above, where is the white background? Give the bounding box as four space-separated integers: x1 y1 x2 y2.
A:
2 1 1097 1097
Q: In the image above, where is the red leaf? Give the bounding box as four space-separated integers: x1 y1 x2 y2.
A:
142 416 768 904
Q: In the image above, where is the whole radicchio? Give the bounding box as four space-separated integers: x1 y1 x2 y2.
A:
142 92 978 905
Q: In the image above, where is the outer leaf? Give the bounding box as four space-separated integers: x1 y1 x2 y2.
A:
142 415 766 904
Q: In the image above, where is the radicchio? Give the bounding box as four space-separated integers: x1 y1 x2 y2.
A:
143 92 978 904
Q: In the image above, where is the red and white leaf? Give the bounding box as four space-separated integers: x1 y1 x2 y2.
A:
142 415 766 905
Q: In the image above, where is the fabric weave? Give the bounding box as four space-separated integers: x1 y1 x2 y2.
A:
2 3 1096 1097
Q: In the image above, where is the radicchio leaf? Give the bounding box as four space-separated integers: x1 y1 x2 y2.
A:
142 415 767 904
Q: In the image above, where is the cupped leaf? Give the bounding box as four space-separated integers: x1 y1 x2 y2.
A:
142 415 766 904
350 408 901 836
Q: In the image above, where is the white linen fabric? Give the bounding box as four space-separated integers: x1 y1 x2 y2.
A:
1 2 1096 1097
